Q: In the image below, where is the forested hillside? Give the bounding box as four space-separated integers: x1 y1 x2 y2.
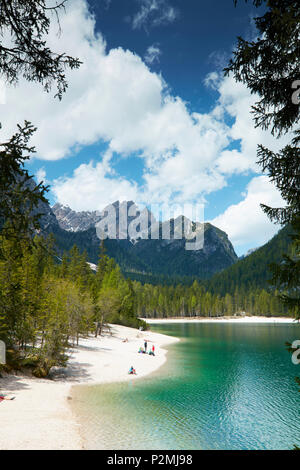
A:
132 225 294 319
44 222 238 283
206 225 292 296
0 230 145 377
133 280 288 319
46 222 294 319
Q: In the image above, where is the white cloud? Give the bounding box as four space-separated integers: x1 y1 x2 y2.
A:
0 0 231 205
131 0 178 31
144 44 162 64
36 168 47 184
208 73 291 175
210 176 285 250
0 0 290 245
208 50 229 70
53 161 139 211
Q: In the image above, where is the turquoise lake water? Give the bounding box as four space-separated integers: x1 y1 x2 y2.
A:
73 322 300 450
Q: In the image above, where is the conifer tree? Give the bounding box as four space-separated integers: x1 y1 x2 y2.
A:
269 218 300 318
226 0 300 315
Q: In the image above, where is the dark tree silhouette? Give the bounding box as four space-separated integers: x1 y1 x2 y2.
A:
226 0 300 318
0 0 81 99
0 0 81 247
0 121 49 248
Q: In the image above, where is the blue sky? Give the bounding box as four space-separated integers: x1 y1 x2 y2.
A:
1 0 286 255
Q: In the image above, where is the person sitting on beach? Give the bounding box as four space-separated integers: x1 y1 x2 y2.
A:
138 347 144 354
128 366 137 375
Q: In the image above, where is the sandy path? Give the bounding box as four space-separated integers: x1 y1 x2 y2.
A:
0 324 178 450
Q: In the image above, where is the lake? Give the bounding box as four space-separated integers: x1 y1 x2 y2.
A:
73 322 300 450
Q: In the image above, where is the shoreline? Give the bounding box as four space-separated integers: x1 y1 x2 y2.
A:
0 324 179 450
143 316 298 324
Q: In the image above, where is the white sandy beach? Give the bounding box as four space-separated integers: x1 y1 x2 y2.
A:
144 316 298 324
0 324 178 450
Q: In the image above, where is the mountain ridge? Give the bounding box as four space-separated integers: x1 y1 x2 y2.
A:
31 186 292 288
50 201 238 279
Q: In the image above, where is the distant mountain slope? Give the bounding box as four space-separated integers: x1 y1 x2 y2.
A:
43 224 149 272
51 203 101 232
29 185 292 288
44 219 238 281
51 201 238 280
52 201 154 238
239 246 260 259
123 222 237 279
206 225 292 296
8 181 237 282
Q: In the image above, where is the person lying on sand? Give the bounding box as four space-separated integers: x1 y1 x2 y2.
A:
148 345 156 356
0 395 15 403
